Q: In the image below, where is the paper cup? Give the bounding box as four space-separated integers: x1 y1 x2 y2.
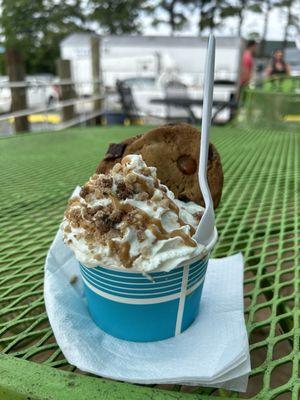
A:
80 231 217 342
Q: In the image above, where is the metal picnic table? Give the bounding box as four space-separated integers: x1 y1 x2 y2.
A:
0 124 299 400
150 97 236 124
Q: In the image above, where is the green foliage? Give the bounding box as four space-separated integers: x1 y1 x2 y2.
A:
0 0 87 74
1 0 44 49
246 31 261 40
198 1 223 33
88 0 152 34
219 0 262 36
0 0 153 72
188 0 262 35
151 0 192 34
274 0 300 45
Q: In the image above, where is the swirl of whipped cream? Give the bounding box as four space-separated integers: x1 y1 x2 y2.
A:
62 155 205 273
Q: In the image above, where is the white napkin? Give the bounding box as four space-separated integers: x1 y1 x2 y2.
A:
44 229 250 392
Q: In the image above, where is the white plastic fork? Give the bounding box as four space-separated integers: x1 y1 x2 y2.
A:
194 34 218 249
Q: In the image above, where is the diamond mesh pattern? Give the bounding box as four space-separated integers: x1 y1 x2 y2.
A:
0 126 299 399
238 80 300 130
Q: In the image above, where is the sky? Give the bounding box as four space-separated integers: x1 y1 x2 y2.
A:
142 4 300 42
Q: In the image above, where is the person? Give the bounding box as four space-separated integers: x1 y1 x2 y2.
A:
265 49 291 77
239 40 257 87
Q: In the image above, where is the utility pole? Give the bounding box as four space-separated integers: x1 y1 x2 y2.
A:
5 48 29 133
91 36 103 123
56 59 75 122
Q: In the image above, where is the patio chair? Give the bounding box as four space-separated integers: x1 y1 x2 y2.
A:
164 80 193 123
116 80 143 124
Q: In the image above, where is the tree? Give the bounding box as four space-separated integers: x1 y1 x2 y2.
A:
260 0 273 56
198 1 222 34
196 1 208 34
1 0 45 51
261 0 273 44
28 1 88 73
190 0 261 36
187 1 223 35
151 0 192 35
220 0 262 38
88 0 151 35
0 0 87 74
276 0 300 49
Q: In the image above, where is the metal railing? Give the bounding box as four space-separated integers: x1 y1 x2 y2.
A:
0 79 101 88
0 79 105 134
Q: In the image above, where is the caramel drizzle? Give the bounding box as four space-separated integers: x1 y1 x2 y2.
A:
108 190 197 268
132 174 195 236
108 240 132 268
134 175 155 195
147 219 197 247
164 195 196 236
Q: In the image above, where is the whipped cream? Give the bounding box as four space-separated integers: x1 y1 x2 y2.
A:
62 155 205 273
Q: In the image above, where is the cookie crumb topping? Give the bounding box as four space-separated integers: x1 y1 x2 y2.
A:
62 155 204 271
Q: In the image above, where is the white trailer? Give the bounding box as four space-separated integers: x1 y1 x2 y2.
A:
60 34 242 121
61 34 241 88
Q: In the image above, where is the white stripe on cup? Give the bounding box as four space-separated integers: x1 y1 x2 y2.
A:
81 268 184 292
188 263 207 279
82 275 180 304
187 270 207 289
81 269 182 297
186 275 205 295
81 262 206 292
175 264 189 336
82 274 205 305
81 263 186 280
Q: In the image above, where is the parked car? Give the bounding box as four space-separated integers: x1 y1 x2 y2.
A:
109 75 235 124
0 74 61 113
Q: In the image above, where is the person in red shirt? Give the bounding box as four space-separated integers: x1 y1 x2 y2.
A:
240 40 257 87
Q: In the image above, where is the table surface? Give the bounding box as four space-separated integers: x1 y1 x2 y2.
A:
150 97 229 106
0 125 299 400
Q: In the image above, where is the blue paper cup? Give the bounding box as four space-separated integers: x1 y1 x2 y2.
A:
80 232 217 342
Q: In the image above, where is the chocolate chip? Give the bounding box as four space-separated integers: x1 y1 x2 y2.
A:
104 143 127 160
177 155 197 175
208 144 214 160
178 194 190 202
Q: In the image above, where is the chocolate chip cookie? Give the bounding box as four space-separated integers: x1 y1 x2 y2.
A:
96 123 223 208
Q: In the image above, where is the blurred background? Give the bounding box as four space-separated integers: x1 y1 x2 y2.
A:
0 0 300 135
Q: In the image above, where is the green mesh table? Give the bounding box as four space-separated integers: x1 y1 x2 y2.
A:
0 125 299 400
